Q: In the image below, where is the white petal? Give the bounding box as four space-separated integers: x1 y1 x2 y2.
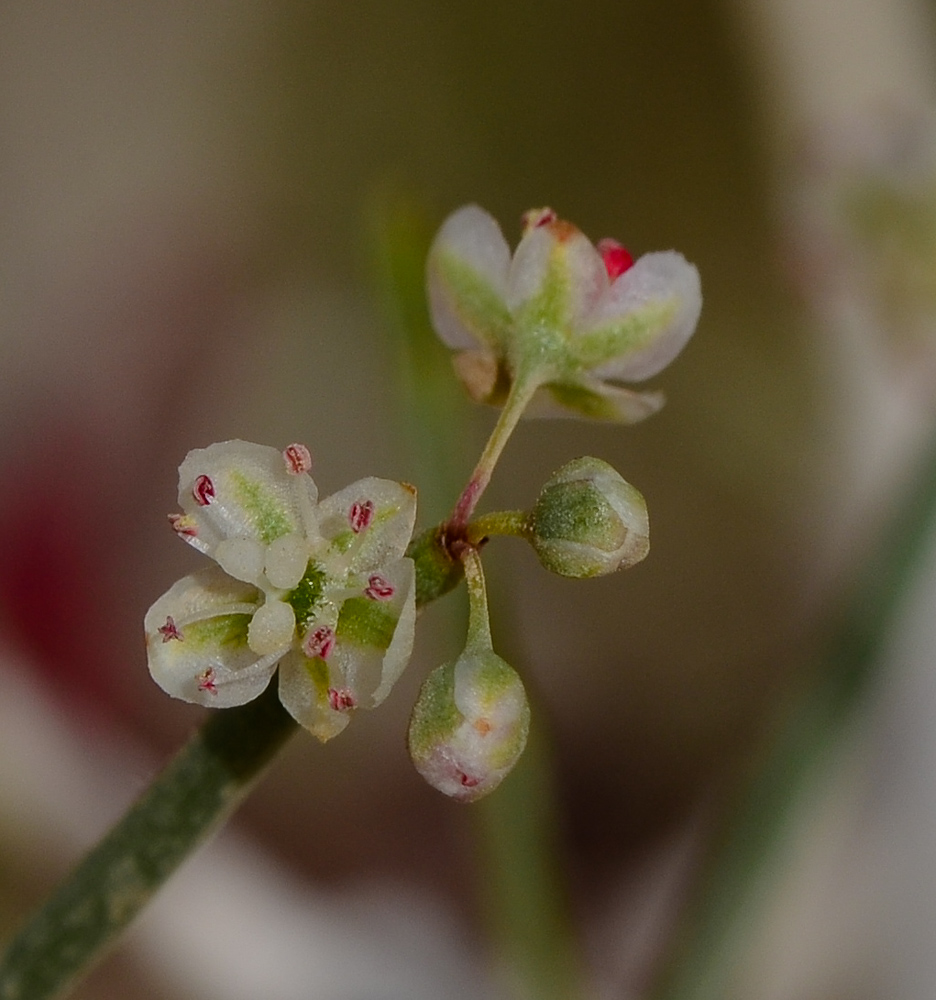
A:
524 378 665 423
426 204 512 351
453 651 527 729
215 538 265 586
277 650 351 742
330 557 416 708
317 478 417 574
507 222 608 331
580 251 702 381
178 440 319 555
145 566 279 709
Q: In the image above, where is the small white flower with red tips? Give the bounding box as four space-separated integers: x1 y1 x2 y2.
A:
426 204 702 422
145 440 417 742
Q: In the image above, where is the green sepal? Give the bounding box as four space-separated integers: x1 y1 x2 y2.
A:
406 524 465 608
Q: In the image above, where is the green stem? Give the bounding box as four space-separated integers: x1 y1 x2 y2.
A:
450 375 542 528
0 561 455 1000
462 547 493 652
466 510 529 545
0 683 297 1000
651 426 936 1000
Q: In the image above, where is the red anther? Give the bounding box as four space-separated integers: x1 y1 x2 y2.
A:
283 443 312 475
303 625 335 660
364 574 394 601
197 668 218 695
168 513 197 538
349 499 375 534
521 207 557 233
193 475 215 506
597 238 634 280
327 687 357 712
458 770 481 788
158 616 183 642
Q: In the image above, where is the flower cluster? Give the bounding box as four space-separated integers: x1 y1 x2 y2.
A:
144 205 702 803
427 204 701 421
145 441 417 741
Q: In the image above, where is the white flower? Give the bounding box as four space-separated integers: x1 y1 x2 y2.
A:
145 441 417 741
426 204 702 421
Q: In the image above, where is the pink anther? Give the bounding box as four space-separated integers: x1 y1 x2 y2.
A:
193 475 215 506
349 499 375 534
364 574 395 601
158 616 183 642
168 513 198 538
197 668 218 695
303 625 335 660
283 443 312 475
521 207 557 233
597 238 634 280
327 687 357 712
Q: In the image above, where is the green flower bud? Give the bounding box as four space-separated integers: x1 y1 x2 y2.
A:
408 648 530 803
528 456 649 578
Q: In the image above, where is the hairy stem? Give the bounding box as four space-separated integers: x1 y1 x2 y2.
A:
0 683 296 1000
450 374 542 528
0 559 454 1000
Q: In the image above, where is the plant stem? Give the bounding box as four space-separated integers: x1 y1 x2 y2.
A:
450 375 541 528
650 426 936 1000
462 547 493 653
0 682 297 1000
466 510 529 545
0 554 457 1000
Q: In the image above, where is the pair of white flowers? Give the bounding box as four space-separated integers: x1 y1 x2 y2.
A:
145 204 701 747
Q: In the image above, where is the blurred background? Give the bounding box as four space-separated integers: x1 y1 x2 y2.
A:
3 1 936 998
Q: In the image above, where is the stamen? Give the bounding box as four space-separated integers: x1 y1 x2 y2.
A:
521 207 557 233
193 475 215 506
283 443 313 475
458 770 481 788
327 687 356 712
364 574 395 601
158 616 183 642
597 238 634 280
303 625 336 660
197 668 218 695
168 513 198 538
349 499 375 533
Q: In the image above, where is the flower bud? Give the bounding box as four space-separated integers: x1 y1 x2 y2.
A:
528 456 649 577
408 649 530 802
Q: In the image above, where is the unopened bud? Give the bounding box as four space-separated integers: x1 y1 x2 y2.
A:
408 649 530 802
528 456 649 577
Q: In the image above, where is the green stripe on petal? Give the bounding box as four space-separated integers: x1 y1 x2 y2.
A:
337 597 398 650
572 299 676 372
229 470 294 543
433 251 514 351
183 614 252 650
302 654 330 700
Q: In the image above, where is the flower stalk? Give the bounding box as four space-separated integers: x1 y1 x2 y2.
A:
0 549 464 1000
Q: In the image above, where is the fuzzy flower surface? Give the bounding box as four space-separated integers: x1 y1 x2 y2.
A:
427 204 702 421
145 441 417 741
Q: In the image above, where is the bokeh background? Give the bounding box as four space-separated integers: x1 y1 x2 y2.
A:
3 1 936 998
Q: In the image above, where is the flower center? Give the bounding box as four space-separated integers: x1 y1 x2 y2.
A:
285 561 328 632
